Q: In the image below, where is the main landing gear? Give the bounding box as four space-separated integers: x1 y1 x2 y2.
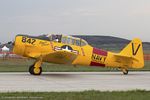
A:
29 60 42 75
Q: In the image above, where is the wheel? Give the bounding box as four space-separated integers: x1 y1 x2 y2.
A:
29 64 42 75
122 69 128 75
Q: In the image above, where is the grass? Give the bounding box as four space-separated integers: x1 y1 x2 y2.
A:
0 59 149 72
0 90 149 100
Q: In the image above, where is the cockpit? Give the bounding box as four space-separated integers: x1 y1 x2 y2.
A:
47 34 88 46
17 34 88 46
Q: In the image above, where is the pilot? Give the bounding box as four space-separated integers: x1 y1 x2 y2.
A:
53 35 59 42
54 35 62 43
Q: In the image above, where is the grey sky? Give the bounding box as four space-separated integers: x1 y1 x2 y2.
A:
0 0 150 43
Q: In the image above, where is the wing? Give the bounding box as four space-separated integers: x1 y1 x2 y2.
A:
42 50 78 64
26 49 78 64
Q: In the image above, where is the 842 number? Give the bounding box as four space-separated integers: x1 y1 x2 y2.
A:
22 37 36 45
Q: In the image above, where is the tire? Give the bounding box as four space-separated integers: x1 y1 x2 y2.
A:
29 64 34 75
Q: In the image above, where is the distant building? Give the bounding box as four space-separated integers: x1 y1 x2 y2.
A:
2 46 10 52
0 45 22 59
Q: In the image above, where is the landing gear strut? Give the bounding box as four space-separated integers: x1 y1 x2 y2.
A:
29 59 42 75
122 69 128 75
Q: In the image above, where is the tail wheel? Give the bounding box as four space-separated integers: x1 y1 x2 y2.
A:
122 69 128 75
29 64 42 75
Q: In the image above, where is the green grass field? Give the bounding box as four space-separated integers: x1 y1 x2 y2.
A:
0 59 149 72
0 90 149 100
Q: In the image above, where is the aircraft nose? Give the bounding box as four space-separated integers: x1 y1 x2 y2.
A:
12 35 26 56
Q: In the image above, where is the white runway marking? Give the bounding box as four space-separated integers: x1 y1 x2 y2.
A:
0 72 150 92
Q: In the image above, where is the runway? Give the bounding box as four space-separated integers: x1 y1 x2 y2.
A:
0 72 150 92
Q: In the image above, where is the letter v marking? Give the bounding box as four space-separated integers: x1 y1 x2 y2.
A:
132 43 141 56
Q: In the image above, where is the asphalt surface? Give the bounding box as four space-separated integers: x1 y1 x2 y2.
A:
0 72 150 92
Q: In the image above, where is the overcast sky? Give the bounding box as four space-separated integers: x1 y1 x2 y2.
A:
0 0 150 43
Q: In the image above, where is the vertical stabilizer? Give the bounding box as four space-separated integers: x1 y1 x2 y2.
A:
120 38 144 68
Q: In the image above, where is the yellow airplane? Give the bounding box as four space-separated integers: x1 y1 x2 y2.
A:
13 34 144 75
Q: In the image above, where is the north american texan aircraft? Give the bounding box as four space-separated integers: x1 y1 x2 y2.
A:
13 34 144 75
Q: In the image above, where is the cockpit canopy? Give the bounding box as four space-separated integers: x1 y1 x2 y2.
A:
17 34 88 46
47 34 88 46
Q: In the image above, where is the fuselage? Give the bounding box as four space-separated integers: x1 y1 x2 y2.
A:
13 34 118 68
